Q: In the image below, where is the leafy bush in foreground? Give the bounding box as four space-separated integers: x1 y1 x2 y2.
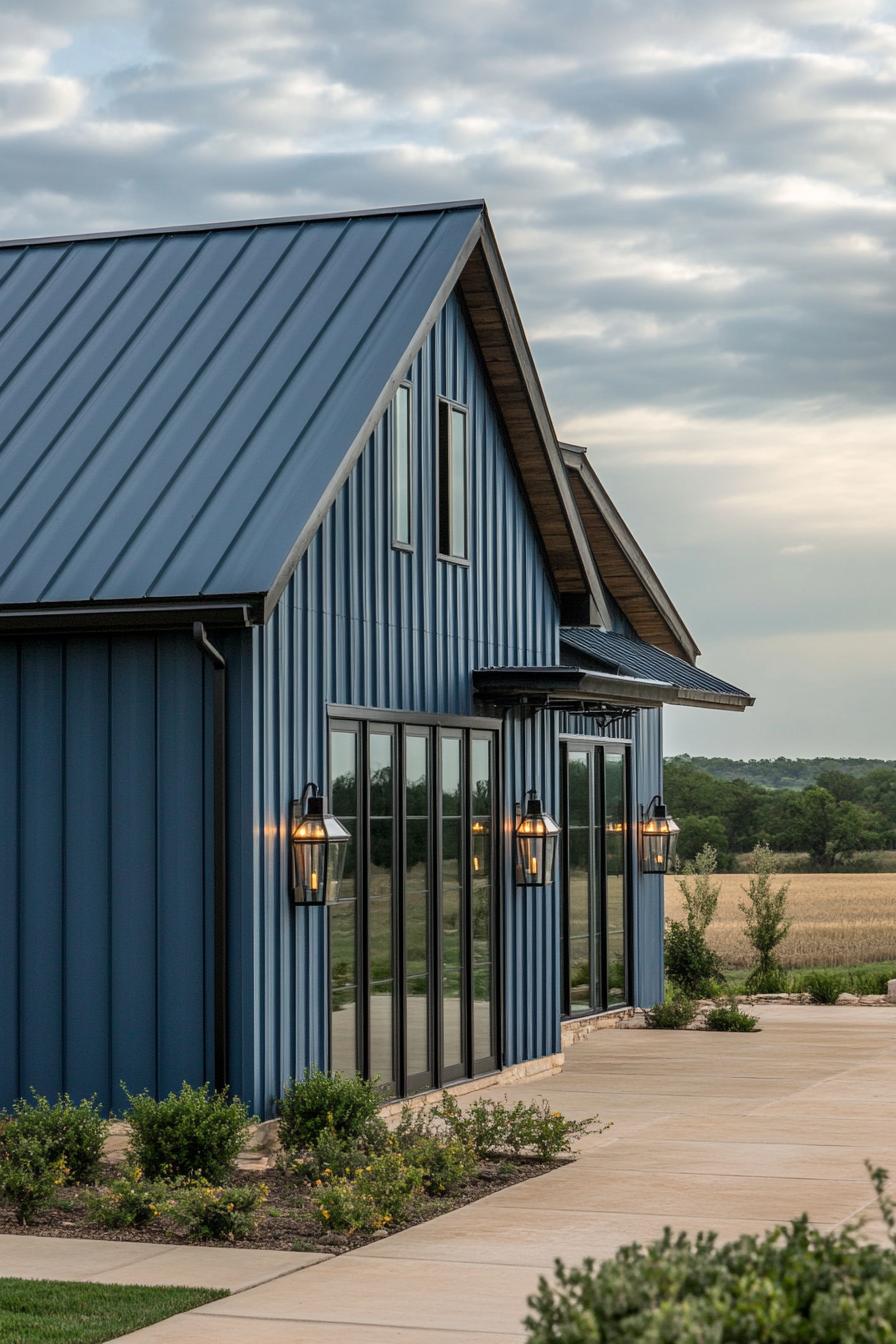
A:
645 996 696 1030
168 1180 267 1242
86 1168 162 1229
123 1082 251 1182
664 922 723 998
9 1091 107 1184
0 1119 68 1224
526 1166 896 1343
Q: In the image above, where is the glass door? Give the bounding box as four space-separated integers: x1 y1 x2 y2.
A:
328 718 498 1096
562 742 630 1016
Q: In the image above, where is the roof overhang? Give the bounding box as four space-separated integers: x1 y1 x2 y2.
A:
0 598 257 636
473 664 753 713
561 443 699 662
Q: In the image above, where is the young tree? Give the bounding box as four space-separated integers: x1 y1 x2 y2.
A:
664 844 723 996
740 844 791 990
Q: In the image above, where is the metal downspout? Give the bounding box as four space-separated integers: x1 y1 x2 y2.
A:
192 622 228 1092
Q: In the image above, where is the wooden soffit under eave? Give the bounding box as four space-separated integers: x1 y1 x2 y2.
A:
456 236 609 620
566 468 699 662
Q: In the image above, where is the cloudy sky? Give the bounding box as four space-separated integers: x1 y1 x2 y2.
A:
2 0 894 760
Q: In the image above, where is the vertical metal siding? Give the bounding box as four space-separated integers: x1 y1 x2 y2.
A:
0 631 217 1112
251 292 560 1111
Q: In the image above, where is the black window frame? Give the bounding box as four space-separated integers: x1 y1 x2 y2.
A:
436 397 470 565
326 707 502 1098
391 381 414 552
560 739 634 1018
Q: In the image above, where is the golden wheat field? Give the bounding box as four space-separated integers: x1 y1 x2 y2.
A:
664 872 896 969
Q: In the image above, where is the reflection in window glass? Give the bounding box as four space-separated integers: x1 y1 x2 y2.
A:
470 736 493 1064
392 384 412 547
329 730 358 1076
369 732 394 1093
566 751 594 1014
604 752 627 1007
405 732 430 1091
438 402 468 560
441 736 464 1076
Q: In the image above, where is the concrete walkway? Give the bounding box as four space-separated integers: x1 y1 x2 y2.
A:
5 1004 896 1342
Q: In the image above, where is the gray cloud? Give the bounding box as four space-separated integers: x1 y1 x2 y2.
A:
1 0 894 756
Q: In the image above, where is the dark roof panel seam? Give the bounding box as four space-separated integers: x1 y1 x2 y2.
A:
93 219 356 600
0 230 224 593
149 214 407 594
39 228 284 602
0 233 211 538
199 211 449 593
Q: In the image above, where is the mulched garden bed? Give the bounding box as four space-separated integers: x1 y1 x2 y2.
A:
0 1156 565 1255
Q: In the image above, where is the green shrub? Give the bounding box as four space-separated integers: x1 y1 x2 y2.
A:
664 922 722 998
848 968 890 995
312 1149 422 1234
433 1092 600 1160
798 970 847 1004
86 1168 162 1229
291 1114 389 1182
123 1082 251 1182
278 1070 382 1155
168 1180 267 1242
645 996 697 1029
393 1109 477 1195
525 1167 896 1343
704 1003 759 1032
9 1091 107 1184
744 966 790 994
0 1119 68 1224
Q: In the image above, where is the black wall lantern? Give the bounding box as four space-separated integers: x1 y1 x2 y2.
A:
290 782 350 905
514 790 560 887
640 795 680 875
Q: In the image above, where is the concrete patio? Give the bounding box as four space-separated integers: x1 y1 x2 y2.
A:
3 1003 894 1342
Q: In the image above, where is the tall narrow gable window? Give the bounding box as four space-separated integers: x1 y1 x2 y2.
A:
438 400 468 561
392 384 412 548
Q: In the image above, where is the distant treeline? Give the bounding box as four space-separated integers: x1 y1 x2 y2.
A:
664 757 896 871
671 755 896 791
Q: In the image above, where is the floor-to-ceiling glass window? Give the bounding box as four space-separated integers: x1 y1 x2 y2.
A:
368 730 395 1094
562 742 630 1016
329 727 359 1076
328 715 499 1096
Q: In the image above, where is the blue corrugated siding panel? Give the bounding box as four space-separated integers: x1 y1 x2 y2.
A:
0 631 225 1112
561 626 748 697
248 292 560 1113
0 206 481 606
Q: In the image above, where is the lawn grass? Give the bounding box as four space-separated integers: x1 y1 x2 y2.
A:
0 1278 226 1344
717 960 896 994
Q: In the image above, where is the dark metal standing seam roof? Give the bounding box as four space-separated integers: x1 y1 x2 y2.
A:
0 204 482 609
560 626 754 708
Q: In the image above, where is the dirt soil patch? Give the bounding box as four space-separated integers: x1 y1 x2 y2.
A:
0 1158 564 1256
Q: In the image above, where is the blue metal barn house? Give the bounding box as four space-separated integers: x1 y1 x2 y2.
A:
0 201 752 1117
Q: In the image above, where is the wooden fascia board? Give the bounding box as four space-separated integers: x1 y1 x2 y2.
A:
562 444 700 663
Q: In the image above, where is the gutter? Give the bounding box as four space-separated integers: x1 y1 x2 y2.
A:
192 623 229 1094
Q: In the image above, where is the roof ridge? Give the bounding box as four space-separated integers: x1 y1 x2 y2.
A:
0 200 486 251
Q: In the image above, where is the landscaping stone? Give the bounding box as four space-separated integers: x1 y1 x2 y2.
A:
888 979 896 1003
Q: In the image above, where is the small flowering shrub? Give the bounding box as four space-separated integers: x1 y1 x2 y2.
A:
312 1150 423 1235
168 1181 267 1242
0 1119 68 1224
278 1070 382 1155
393 1108 477 1195
433 1092 601 1160
9 1091 107 1184
123 1082 252 1182
86 1168 162 1229
798 970 847 1004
